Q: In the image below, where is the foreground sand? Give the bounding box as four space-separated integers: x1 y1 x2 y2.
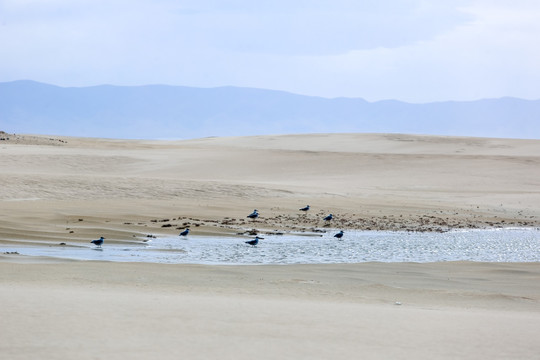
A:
1 132 540 359
1 259 539 359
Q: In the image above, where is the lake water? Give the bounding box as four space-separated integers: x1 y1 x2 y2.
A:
3 228 540 264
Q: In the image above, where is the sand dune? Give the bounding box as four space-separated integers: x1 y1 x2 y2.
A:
1 132 539 242
1 132 540 359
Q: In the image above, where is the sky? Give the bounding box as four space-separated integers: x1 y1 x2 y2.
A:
1 0 539 103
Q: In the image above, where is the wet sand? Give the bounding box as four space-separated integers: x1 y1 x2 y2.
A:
1 132 540 359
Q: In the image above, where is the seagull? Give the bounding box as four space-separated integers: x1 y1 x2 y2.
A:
323 214 333 221
247 209 259 219
179 228 190 236
245 236 262 246
299 205 310 211
334 230 344 239
91 236 105 248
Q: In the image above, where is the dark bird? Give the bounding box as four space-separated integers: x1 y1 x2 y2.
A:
299 205 310 211
245 236 262 246
247 209 259 219
323 214 333 221
334 230 344 239
179 228 190 236
91 236 105 248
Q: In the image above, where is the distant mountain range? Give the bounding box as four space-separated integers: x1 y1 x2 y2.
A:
1 80 539 139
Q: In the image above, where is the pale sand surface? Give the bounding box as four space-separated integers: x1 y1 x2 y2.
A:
1 260 540 359
1 132 540 359
1 132 539 243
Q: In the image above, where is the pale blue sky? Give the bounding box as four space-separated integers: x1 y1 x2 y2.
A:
1 0 539 102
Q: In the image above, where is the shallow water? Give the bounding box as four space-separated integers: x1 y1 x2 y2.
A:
2 229 540 264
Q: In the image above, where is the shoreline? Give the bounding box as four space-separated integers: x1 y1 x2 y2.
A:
1 197 539 245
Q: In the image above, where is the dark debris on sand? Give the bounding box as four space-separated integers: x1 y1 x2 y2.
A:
114 207 539 236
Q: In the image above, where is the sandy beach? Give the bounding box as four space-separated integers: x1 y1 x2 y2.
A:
1 132 540 359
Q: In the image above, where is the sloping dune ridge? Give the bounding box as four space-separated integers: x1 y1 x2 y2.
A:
1 132 539 241
1 132 540 359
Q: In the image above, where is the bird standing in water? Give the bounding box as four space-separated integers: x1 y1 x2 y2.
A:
91 236 105 248
334 230 344 239
179 228 190 236
245 236 262 246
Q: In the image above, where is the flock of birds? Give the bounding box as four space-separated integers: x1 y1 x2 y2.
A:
90 205 344 248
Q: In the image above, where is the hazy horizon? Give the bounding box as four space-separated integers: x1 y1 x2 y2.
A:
2 80 539 140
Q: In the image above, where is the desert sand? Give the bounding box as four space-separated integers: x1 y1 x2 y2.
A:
1 132 539 241
1 132 540 359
